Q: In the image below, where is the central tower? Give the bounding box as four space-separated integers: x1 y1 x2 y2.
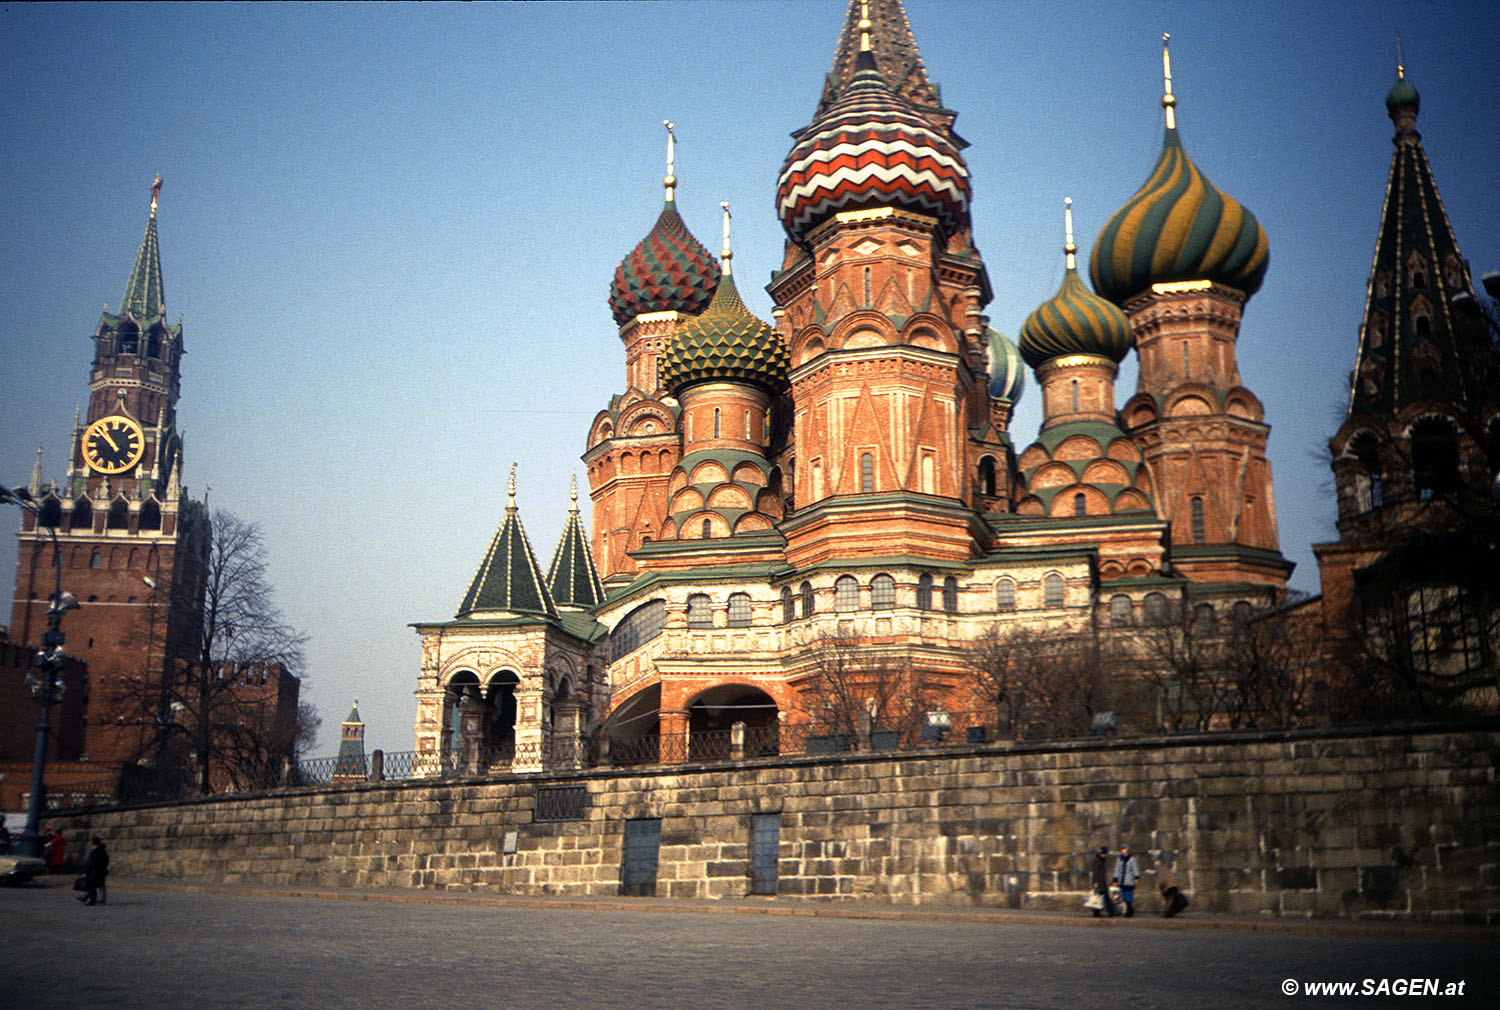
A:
769 0 1002 567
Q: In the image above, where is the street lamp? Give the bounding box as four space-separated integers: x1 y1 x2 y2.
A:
0 484 80 859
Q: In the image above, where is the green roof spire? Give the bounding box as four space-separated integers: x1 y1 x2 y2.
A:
121 175 166 320
546 474 606 610
456 464 559 619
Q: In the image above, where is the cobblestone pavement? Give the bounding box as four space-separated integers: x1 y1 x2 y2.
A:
1 878 1493 1009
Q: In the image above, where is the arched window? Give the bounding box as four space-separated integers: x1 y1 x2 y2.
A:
1073 492 1087 516
1351 433 1383 510
1412 418 1460 501
1143 592 1169 626
834 575 859 612
610 600 666 659
90 550 103 570
107 499 129 530
1109 594 1133 626
701 517 713 539
916 573 933 611
920 454 936 494
1071 379 1079 412
1193 603 1216 636
1232 601 1256 627
1043 573 1064 608
1191 496 1206 544
71 498 92 531
941 576 958 613
713 407 721 438
871 573 896 610
860 453 874 493
863 265 871 305
977 457 996 497
781 586 795 624
995 578 1016 612
800 580 816 618
139 499 161 531
687 593 713 629
38 497 62 528
727 592 752 628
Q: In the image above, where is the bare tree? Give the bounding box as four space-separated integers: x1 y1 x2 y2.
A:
145 510 312 793
1222 609 1323 728
793 630 933 746
966 624 1105 739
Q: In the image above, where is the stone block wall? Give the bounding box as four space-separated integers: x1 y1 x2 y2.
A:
55 724 1500 922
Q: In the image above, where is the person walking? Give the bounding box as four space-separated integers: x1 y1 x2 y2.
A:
1089 845 1116 917
43 828 65 873
1114 844 1141 917
79 837 108 906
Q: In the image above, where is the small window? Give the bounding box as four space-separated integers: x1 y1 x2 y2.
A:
1073 492 1087 517
916 574 933 611
1143 592 1169 625
1109 594 1133 626
800 581 815 619
1071 379 1079 412
90 550 103 570
701 517 713 539
727 592 752 628
687 593 713 629
611 600 666 659
995 578 1015 612
834 575 859 612
860 453 874 493
1043 573 1065 608
1231 601 1255 627
941 576 958 613
1191 497 1206 544
1193 603 1215 636
977 457 996 497
871 574 896 610
1412 418 1460 501
781 586 795 624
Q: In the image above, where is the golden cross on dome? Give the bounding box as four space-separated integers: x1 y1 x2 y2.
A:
1064 197 1077 271
720 201 733 275
663 120 676 201
150 174 162 217
859 1 872 53
1161 33 1177 130
507 462 517 511
1395 31 1405 80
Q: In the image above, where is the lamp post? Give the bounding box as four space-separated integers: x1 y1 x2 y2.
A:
1 485 79 859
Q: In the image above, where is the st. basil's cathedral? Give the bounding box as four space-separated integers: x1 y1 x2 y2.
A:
408 0 1496 770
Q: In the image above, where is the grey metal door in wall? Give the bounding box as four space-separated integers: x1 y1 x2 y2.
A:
750 813 780 895
621 817 662 896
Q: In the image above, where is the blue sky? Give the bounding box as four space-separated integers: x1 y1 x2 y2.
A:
2 1 1497 755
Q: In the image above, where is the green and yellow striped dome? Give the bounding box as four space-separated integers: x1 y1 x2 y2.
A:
1090 126 1269 305
1019 266 1132 368
657 272 789 395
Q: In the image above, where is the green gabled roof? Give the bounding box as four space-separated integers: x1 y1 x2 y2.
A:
457 476 558 620
122 194 166 321
546 483 605 610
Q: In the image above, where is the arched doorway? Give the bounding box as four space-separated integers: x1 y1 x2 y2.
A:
485 671 520 761
445 671 481 763
687 685 779 761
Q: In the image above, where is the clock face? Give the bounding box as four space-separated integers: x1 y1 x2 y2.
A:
82 415 146 474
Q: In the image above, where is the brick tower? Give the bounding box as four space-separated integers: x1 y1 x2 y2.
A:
9 179 208 768
1313 66 1500 701
769 2 1005 568
1090 37 1291 594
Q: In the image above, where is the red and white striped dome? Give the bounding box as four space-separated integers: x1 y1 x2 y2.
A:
776 57 969 244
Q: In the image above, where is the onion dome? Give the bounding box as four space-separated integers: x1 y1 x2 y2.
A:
609 124 719 326
776 49 969 245
609 199 720 325
659 204 789 394
987 328 1026 404
1021 200 1132 367
658 272 789 395
1386 77 1419 113
1089 36 1269 305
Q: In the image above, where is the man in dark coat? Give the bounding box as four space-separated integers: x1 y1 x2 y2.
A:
1090 846 1116 917
79 837 108 906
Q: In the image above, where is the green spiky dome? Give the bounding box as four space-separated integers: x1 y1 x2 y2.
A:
1090 126 1269 304
657 272 789 394
1019 268 1132 368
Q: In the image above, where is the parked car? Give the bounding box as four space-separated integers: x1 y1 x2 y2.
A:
0 854 45 886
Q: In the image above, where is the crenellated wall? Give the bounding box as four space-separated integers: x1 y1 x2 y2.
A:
52 724 1500 923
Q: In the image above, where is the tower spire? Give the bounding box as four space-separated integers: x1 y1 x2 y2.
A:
1063 197 1077 271
719 201 733 276
663 120 676 202
507 461 517 512
1162 33 1177 130
121 176 166 319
